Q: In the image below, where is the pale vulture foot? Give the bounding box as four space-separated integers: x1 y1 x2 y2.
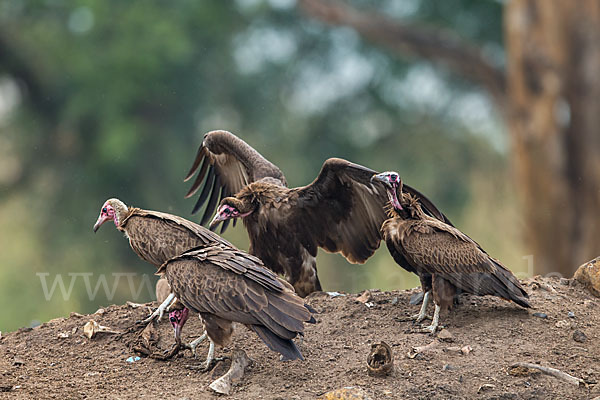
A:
186 340 227 372
411 291 432 323
142 293 176 324
184 331 207 357
417 304 441 334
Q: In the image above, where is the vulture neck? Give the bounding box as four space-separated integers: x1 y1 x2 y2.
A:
388 191 424 220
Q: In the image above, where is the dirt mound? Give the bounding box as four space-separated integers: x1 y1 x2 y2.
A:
1 277 599 399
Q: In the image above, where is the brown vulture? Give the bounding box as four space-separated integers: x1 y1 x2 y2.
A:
184 130 451 297
93 198 231 327
160 245 316 369
371 172 531 333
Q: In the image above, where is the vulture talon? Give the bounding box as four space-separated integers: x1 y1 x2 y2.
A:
183 331 208 358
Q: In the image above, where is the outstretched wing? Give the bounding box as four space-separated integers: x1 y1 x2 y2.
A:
162 246 314 338
400 219 529 306
289 158 451 264
184 130 287 231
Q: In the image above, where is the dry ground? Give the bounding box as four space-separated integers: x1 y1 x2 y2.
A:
1 276 599 399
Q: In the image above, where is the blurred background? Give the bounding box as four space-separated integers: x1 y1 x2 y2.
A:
2 0 598 332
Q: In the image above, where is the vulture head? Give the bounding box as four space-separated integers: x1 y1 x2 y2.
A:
209 197 255 229
93 198 129 232
371 172 403 210
168 306 189 343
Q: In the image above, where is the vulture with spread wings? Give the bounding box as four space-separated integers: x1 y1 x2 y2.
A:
161 246 316 370
185 130 451 297
372 172 530 333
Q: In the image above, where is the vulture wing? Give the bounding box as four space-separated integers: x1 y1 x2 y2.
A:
184 130 287 231
121 208 232 267
398 217 530 307
289 158 451 264
161 246 315 359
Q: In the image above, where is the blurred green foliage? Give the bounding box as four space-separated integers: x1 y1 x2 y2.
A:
0 0 525 332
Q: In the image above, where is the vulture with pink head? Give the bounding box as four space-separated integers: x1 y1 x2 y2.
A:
184 130 451 297
93 198 232 322
371 171 531 333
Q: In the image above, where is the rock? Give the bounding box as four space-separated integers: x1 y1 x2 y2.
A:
366 342 393 377
437 329 454 342
573 330 588 343
390 297 399 305
443 364 455 371
318 387 371 400
356 290 372 304
567 311 575 318
13 357 24 366
445 346 462 354
409 292 424 305
95 308 105 315
532 312 548 319
478 384 495 393
461 345 473 355
69 312 84 318
574 256 600 297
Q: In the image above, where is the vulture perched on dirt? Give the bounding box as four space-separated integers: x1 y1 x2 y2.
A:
93 198 231 325
371 172 531 333
160 246 316 369
184 130 451 297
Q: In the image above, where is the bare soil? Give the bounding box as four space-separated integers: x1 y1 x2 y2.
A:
1 276 599 399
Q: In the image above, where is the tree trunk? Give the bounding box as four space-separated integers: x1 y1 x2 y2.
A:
505 0 600 276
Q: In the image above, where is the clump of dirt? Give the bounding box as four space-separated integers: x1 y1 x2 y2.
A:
1 276 599 399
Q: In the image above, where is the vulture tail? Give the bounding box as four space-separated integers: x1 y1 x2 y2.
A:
250 325 304 361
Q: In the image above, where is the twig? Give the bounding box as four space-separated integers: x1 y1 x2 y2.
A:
510 362 586 387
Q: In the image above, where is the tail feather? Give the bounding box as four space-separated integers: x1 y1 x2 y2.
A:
250 325 304 361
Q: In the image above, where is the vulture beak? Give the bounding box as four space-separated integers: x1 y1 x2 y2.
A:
93 214 109 233
371 173 392 188
209 210 227 230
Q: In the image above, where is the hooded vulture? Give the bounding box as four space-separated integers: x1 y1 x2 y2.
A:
184 130 451 297
93 198 231 324
371 172 531 333
160 246 316 369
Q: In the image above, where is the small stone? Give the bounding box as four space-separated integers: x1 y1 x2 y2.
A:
390 297 399 305
573 330 588 343
70 312 84 318
445 346 462 354
560 278 570 286
532 312 547 319
573 256 600 297
567 311 575 318
478 384 495 393
443 364 455 371
13 358 24 366
461 345 473 355
356 290 372 304
437 329 454 342
58 332 70 339
95 308 105 315
409 292 424 305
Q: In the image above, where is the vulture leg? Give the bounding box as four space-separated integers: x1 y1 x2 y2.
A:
184 330 207 357
142 293 176 324
418 304 441 334
411 290 432 323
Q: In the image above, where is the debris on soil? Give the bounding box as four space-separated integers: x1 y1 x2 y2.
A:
326 291 346 298
574 256 600 297
0 276 597 399
126 356 141 363
573 330 588 343
126 301 149 309
409 291 424 305
318 387 371 400
478 383 495 393
209 349 252 395
568 311 575 318
509 362 586 386
356 291 372 304
366 342 393 377
437 329 454 342
533 312 548 319
83 320 121 339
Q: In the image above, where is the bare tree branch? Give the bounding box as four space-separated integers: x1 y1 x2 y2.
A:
299 0 507 110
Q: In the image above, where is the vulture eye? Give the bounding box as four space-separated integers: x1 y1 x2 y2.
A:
170 316 177 323
102 207 107 213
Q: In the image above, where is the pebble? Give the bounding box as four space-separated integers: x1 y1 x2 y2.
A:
567 311 575 318
409 292 424 305
443 364 455 371
391 297 399 305
532 312 547 319
126 356 141 363
555 320 570 329
437 329 454 342
573 330 588 343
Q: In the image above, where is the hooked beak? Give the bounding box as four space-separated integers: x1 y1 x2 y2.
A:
209 212 227 230
371 173 392 188
173 323 182 344
93 214 110 233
